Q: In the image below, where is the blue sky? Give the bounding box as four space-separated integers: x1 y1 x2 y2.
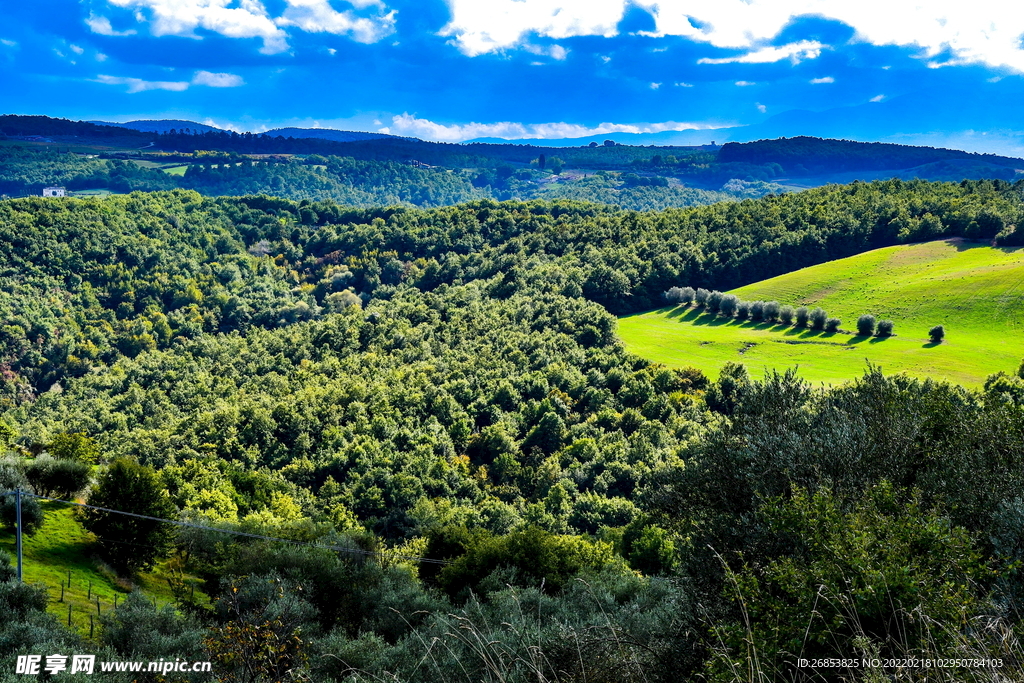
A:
3 0 1024 153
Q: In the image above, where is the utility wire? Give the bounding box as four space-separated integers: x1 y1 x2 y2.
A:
0 490 450 566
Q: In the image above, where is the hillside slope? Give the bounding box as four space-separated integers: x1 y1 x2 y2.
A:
619 239 1024 386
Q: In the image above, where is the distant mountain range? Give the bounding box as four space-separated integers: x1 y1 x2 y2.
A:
262 127 399 142
90 119 224 134
92 120 399 142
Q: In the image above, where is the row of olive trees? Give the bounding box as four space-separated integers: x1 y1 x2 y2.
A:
665 286 895 336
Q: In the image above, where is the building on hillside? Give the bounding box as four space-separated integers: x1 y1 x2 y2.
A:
42 187 66 197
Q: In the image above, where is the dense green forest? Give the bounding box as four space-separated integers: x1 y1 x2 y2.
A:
0 146 773 211
8 115 1022 207
719 135 1024 174
3 181 1024 681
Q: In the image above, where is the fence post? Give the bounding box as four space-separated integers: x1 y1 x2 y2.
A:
15 488 23 582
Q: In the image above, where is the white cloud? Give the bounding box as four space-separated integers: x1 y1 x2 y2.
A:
523 42 569 59
439 0 1024 73
86 14 137 36
70 44 85 55
97 69 245 92
697 40 824 64
440 0 626 56
674 81 693 87
735 80 756 86
0 38 17 48
97 74 190 92
99 0 397 52
380 113 727 142
650 81 661 89
275 0 396 43
869 93 885 102
756 103 767 112
96 53 109 61
106 0 289 53
192 70 244 87
809 76 834 83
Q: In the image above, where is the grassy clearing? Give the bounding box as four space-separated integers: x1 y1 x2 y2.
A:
162 165 187 176
0 502 204 635
68 189 115 197
618 239 1024 386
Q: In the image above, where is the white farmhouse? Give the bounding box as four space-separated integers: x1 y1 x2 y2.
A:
42 187 66 197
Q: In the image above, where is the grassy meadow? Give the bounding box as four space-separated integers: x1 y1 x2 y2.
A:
0 502 204 634
618 238 1024 386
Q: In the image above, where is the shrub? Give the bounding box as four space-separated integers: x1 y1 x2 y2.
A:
719 294 739 317
24 457 92 499
0 462 44 534
929 325 945 343
694 288 710 306
795 306 809 327
763 301 781 322
825 317 841 332
857 314 876 337
809 307 828 330
663 286 694 305
876 320 894 337
750 301 765 321
735 301 751 320
779 305 795 325
707 290 724 312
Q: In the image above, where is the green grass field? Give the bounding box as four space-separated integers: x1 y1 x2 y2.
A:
618 239 1024 386
0 502 204 635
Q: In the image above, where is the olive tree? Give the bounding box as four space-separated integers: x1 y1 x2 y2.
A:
809 307 828 330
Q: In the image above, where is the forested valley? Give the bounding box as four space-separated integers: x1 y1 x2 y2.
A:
2 180 1024 681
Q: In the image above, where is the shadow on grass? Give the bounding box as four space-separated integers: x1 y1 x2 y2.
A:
665 305 689 319
922 341 941 348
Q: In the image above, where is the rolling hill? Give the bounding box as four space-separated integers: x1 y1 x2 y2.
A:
618 238 1024 386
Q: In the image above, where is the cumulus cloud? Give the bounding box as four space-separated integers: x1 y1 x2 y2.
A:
810 76 834 83
379 113 725 142
86 14 137 36
97 70 245 92
275 0 396 43
697 40 824 64
440 0 626 57
96 0 397 52
440 0 1024 72
869 94 885 102
735 80 756 86
105 0 289 53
